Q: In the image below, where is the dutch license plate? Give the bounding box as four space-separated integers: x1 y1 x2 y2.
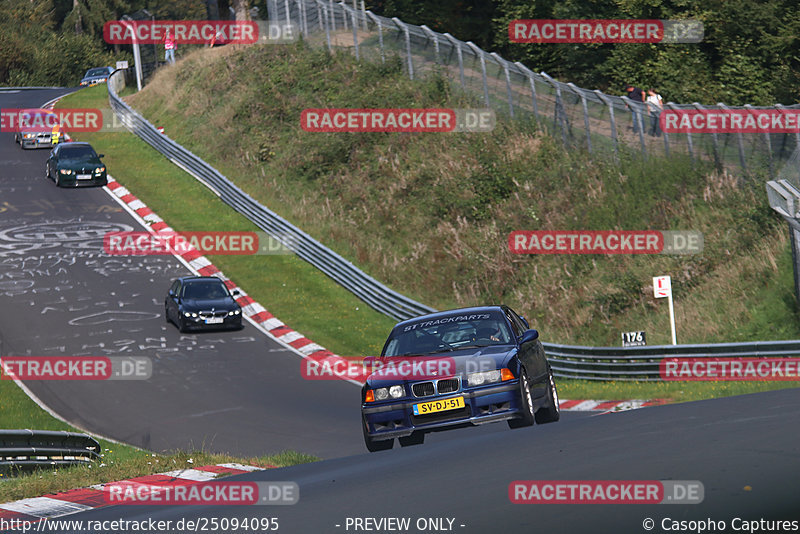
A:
205 317 224 324
413 396 464 416
77 174 92 180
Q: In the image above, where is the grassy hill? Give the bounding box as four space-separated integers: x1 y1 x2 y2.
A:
122 42 797 348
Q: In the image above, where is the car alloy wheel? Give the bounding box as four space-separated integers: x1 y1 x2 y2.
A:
508 368 535 429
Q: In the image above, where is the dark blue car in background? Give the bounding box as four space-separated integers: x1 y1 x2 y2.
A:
79 66 113 86
361 305 559 451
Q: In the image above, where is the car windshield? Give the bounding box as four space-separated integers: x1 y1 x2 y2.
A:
86 68 109 77
59 146 97 160
382 312 513 357
182 281 229 300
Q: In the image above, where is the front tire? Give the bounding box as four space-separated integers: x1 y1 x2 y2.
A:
363 417 393 452
508 368 535 429
398 432 424 447
178 315 190 333
534 366 560 424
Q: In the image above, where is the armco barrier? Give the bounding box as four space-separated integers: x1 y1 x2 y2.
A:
547 339 800 381
106 74 800 381
0 429 101 471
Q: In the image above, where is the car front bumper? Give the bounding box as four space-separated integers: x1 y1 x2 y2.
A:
58 173 108 187
182 314 242 329
362 380 522 440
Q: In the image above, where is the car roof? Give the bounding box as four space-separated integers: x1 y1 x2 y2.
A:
177 276 226 284
392 305 506 329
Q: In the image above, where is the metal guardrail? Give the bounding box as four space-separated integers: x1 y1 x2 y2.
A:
107 73 434 322
0 430 101 471
547 339 800 381
108 64 800 381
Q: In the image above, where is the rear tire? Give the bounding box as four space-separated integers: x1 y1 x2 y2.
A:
534 366 560 424
363 417 393 452
398 432 424 447
508 368 535 429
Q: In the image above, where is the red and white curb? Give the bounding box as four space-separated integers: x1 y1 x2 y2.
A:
560 398 670 412
0 463 267 523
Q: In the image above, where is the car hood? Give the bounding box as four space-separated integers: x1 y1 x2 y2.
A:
57 158 103 170
180 297 238 311
365 345 516 387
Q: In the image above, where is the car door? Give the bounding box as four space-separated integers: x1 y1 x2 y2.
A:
47 146 58 178
508 306 548 394
166 280 181 320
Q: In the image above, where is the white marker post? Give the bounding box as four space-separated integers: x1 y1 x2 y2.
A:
653 275 677 345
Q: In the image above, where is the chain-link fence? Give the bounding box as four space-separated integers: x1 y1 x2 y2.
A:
264 0 800 178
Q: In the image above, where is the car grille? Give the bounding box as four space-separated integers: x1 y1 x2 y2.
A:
412 378 460 398
437 378 459 394
35 133 52 143
412 382 435 397
199 311 228 319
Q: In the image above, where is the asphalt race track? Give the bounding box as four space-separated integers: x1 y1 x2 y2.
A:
45 389 800 533
0 88 370 458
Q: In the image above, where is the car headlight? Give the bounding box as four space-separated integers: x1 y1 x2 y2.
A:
228 309 241 316
23 133 35 139
467 370 502 387
389 385 404 398
374 388 389 401
94 167 105 173
184 312 191 317
59 169 72 174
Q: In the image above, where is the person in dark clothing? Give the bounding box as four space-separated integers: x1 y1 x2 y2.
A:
625 84 645 133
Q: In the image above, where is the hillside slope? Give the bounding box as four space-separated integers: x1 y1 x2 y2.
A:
125 43 797 346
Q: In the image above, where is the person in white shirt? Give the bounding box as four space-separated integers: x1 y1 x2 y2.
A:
647 88 664 137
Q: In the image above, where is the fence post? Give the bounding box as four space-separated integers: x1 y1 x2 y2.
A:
392 18 414 80
692 102 719 168
348 4 359 60
718 102 746 172
666 103 693 163
444 33 465 89
746 104 775 178
568 82 591 153
466 42 490 107
285 0 291 27
329 0 336 31
366 12 384 64
514 62 539 123
420 25 440 65
318 0 332 53
541 72 568 147
491 53 514 119
593 90 617 158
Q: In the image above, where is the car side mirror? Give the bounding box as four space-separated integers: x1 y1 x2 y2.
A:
168 290 175 297
519 329 539 344
232 289 240 296
98 153 105 158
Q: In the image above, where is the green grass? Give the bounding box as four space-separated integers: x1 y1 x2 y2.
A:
0 379 316 501
557 378 800 402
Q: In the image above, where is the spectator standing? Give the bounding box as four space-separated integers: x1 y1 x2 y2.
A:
647 88 664 137
164 29 176 65
625 84 645 133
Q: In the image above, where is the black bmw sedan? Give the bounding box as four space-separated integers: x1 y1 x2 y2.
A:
165 276 243 332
